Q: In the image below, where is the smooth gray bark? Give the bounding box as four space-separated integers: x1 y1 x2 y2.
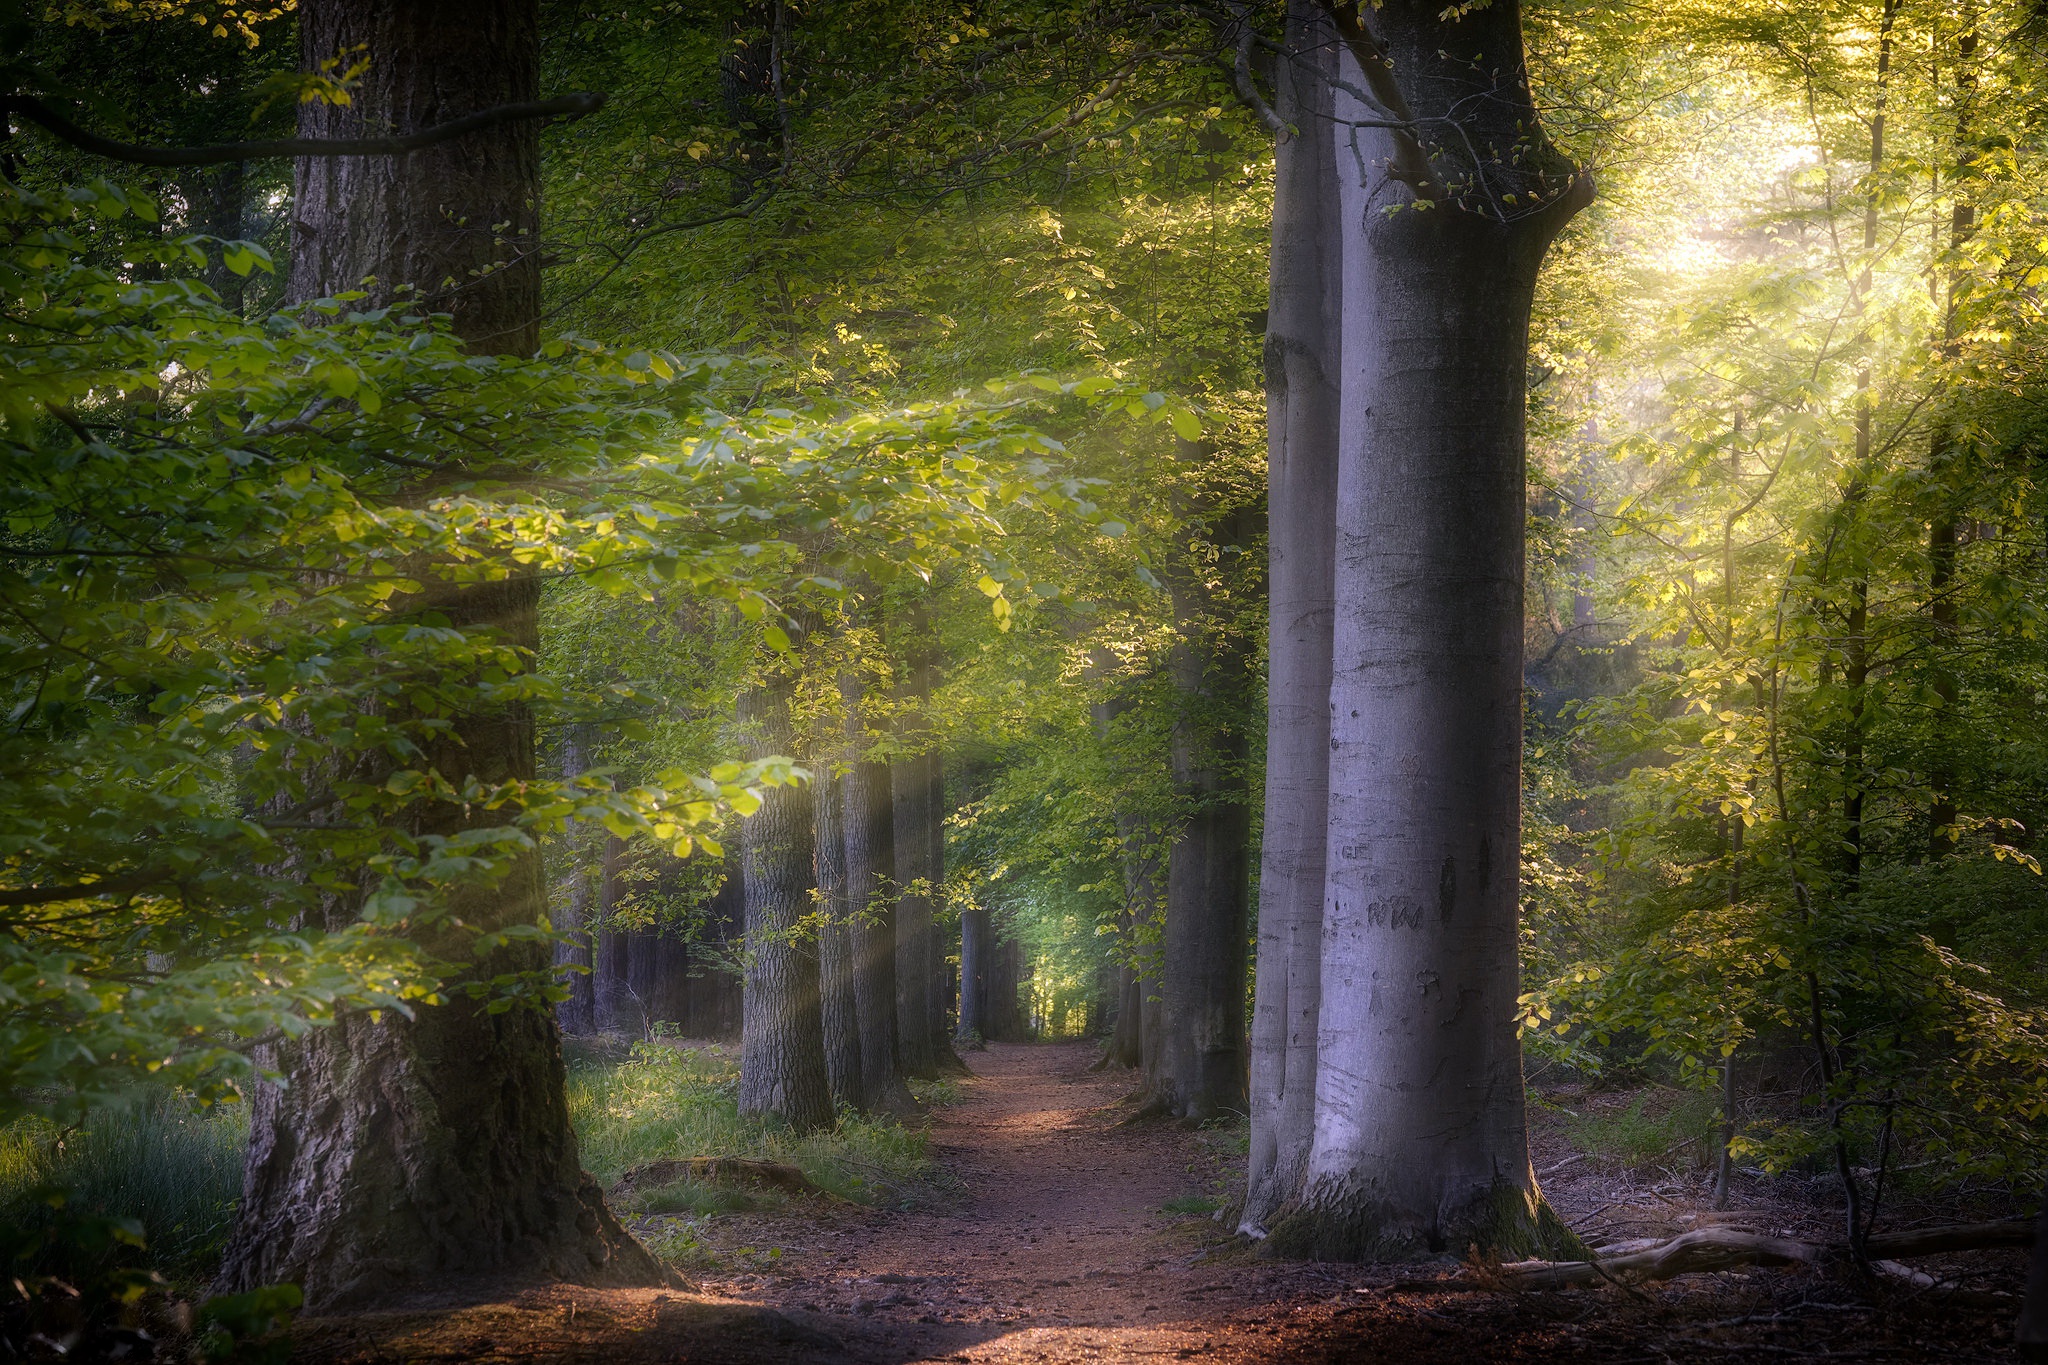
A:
1241 0 1343 1238
1267 0 1588 1260
219 0 657 1307
736 683 834 1132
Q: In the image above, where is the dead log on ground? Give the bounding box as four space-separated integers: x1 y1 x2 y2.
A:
1482 1219 2036 1291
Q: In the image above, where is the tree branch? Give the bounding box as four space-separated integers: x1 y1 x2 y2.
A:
2 92 605 168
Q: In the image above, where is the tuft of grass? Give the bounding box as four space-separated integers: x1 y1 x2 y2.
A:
0 1090 249 1282
1163 1194 1221 1216
1566 1090 1720 1170
567 1042 933 1208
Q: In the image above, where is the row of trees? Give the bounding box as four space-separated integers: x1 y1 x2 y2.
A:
9 0 2048 1329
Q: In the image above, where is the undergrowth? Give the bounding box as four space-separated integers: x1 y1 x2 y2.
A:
567 1041 933 1214
0 1090 248 1285
1563 1090 1720 1170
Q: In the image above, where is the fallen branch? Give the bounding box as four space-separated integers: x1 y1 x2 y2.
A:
1485 1219 2035 1292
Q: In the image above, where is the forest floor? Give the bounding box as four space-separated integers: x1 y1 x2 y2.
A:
295 1042 2030 1363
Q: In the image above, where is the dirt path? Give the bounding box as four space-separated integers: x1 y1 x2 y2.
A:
297 1041 2029 1364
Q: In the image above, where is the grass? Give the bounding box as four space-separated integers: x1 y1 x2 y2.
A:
0 1090 248 1284
0 1038 938 1285
566 1040 936 1268
1565 1089 1721 1171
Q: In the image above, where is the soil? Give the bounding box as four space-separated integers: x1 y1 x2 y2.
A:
294 1041 2031 1363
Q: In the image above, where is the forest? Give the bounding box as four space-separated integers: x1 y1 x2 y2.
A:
6 0 2048 1360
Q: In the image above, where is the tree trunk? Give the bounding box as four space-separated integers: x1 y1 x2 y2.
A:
893 749 943 1078
842 675 916 1113
219 0 657 1308
1155 487 1254 1121
2018 1189 2048 1360
1242 0 1342 1238
595 836 632 1033
1102 966 1143 1068
1267 0 1588 1261
958 902 989 1043
814 767 865 1113
737 683 834 1132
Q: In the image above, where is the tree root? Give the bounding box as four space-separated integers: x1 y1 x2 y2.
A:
1455 1219 2037 1292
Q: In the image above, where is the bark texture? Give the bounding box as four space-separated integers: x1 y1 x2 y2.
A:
219 0 658 1308
737 684 834 1132
1267 0 1588 1261
1242 0 1342 1238
287 0 540 352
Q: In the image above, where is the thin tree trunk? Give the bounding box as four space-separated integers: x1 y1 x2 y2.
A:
841 674 916 1113
737 682 833 1132
957 902 988 1043
1156 487 1254 1121
1243 0 1342 1238
815 767 865 1113
219 0 656 1307
1269 0 1588 1260
595 836 631 1033
893 748 942 1078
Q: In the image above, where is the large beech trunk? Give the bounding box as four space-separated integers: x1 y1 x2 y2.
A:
1265 0 1588 1260
842 676 916 1113
814 768 865 1112
1154 492 1254 1121
736 683 834 1132
1242 0 1342 1237
219 0 657 1307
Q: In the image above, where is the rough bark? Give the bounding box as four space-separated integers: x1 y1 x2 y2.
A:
1242 0 1342 1237
736 683 834 1132
286 1 540 352
814 768 865 1113
1267 0 1589 1261
842 675 916 1113
219 0 657 1308
1155 489 1254 1122
1100 964 1143 1069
